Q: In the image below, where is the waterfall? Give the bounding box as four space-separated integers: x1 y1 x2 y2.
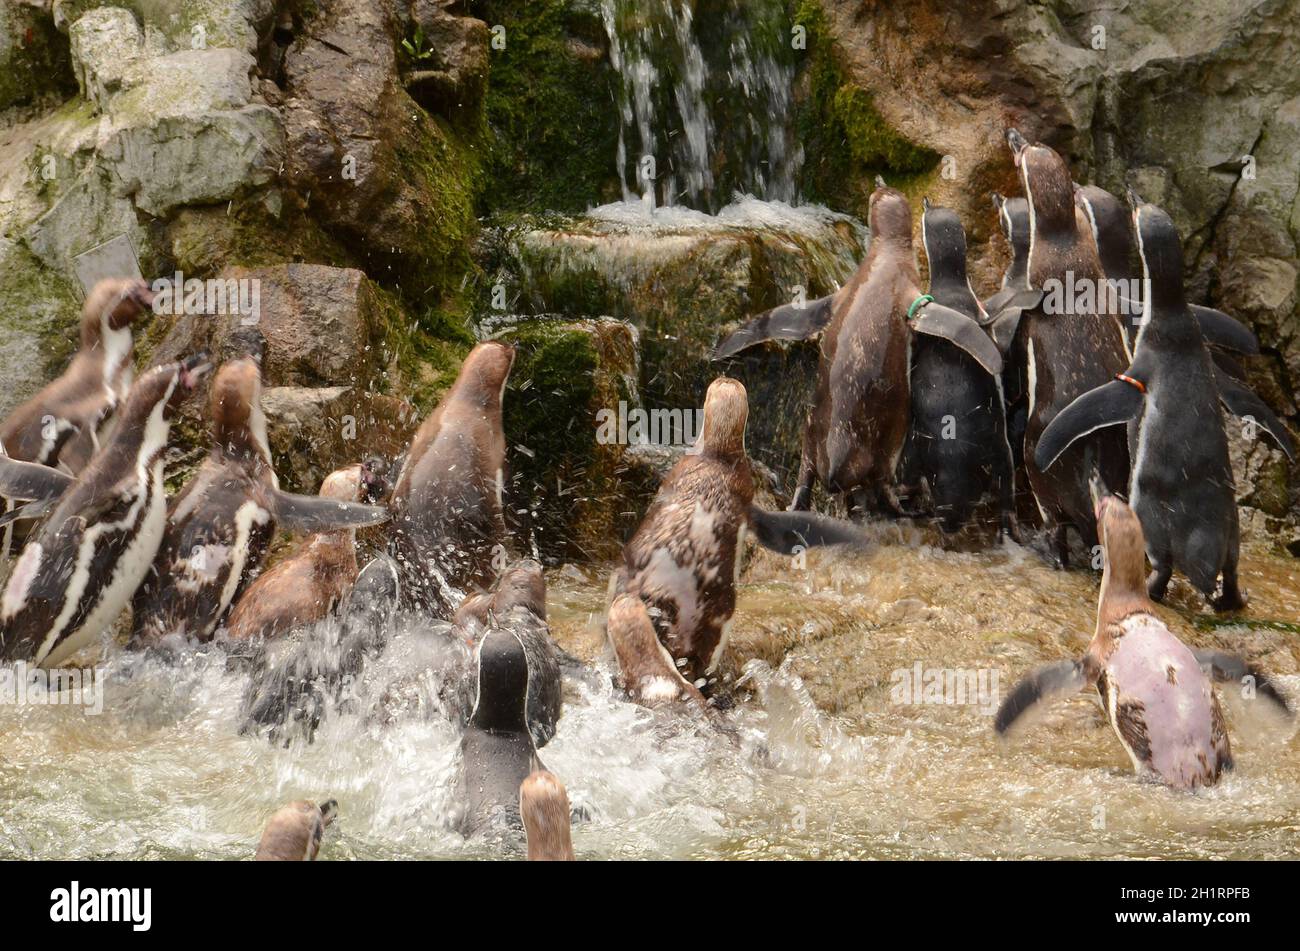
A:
600 0 802 213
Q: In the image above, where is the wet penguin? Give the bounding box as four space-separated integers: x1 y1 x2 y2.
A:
606 591 708 709
712 181 1002 516
130 357 388 648
1002 129 1130 563
223 459 388 642
1036 199 1295 609
0 278 154 473
520 770 575 861
0 357 209 667
255 799 337 861
457 626 544 836
387 342 514 616
996 479 1292 790
901 199 1016 536
616 376 872 687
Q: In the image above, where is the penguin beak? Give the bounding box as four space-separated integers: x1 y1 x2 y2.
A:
1088 470 1111 518
318 800 338 826
131 282 156 311
874 174 888 189
1006 128 1028 166
180 353 213 390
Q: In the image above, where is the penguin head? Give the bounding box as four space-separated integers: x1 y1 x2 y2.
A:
492 558 547 621
1075 185 1134 276
607 592 670 690
697 376 748 459
1093 485 1148 597
127 356 209 421
519 770 574 861
82 278 154 344
920 202 969 285
867 184 913 245
208 357 266 455
1132 200 1186 308
1007 132 1075 237
457 341 515 409
471 628 530 732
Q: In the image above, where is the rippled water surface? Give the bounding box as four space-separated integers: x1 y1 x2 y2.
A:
2 529 1298 860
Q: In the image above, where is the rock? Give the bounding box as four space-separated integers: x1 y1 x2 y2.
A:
494 315 641 561
403 1 490 117
67 6 144 106
1 1 76 112
0 239 82 420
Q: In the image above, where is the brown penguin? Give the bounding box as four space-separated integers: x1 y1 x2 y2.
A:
996 478 1292 789
387 341 514 616
255 799 337 861
1003 130 1130 562
606 592 707 709
519 770 575 861
616 377 869 687
0 357 209 667
130 358 387 647
0 278 153 472
222 459 388 642
712 182 1001 515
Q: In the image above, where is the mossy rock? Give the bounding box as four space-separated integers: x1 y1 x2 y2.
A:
0 240 82 420
497 315 641 562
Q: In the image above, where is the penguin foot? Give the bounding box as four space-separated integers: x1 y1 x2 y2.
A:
1146 568 1172 603
1210 588 1248 613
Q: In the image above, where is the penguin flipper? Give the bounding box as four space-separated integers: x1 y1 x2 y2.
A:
912 302 1003 374
711 294 835 360
1212 367 1296 461
981 286 1016 316
1190 305 1260 355
1191 649 1294 718
983 288 1043 353
0 496 60 527
0 455 75 502
264 489 391 532
748 506 871 555
994 658 1090 735
1034 379 1142 471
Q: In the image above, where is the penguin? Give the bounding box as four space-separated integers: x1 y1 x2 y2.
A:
130 357 387 648
1035 198 1295 609
255 799 337 861
0 357 210 667
240 554 401 744
606 591 707 709
995 477 1292 790
223 458 389 642
982 193 1032 329
457 626 544 836
901 199 1016 536
387 341 514 616
1075 184 1262 358
0 278 153 473
1003 129 1130 564
519 770 574 861
616 376 872 687
711 180 1002 516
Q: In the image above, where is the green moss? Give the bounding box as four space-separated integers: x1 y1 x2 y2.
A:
791 0 939 216
473 0 620 213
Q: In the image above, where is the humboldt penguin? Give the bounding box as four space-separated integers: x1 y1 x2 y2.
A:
223 458 389 642
711 181 1002 516
0 357 209 667
1036 199 1294 609
901 199 1015 536
255 799 337 861
520 770 575 861
130 357 387 648
457 626 544 836
387 341 514 616
615 376 872 688
1004 129 1130 563
996 479 1292 790
1075 184 1261 359
0 278 153 473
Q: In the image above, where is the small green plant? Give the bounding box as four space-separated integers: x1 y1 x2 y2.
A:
401 26 435 63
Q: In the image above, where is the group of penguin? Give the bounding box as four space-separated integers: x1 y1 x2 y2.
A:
0 125 1296 861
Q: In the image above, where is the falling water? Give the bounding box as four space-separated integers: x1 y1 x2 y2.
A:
601 0 802 212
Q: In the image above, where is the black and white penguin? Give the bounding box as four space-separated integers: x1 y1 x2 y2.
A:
0 357 209 667
1036 198 1294 609
901 199 1016 536
255 799 337 861
457 626 544 836
996 479 1292 789
130 356 387 648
